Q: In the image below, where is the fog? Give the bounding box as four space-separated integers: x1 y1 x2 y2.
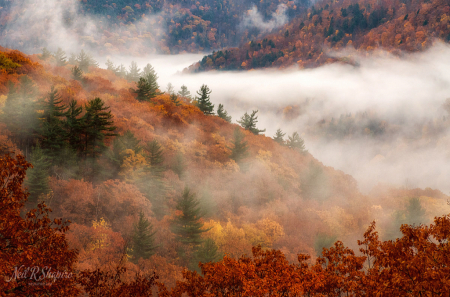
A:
104 43 450 194
241 4 289 33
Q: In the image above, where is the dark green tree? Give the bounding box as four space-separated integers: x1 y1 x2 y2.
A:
39 87 67 159
144 68 160 98
195 84 214 115
133 77 153 102
191 238 223 272
54 48 67 67
71 66 83 81
237 110 265 135
217 104 231 122
230 127 249 164
287 132 307 153
107 130 142 176
172 187 209 247
273 128 286 145
26 143 51 204
64 99 84 154
127 61 141 82
131 212 158 263
170 93 182 106
83 97 117 158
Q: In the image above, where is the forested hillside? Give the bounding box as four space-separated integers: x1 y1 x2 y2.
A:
191 0 450 71
1 45 450 295
0 0 308 55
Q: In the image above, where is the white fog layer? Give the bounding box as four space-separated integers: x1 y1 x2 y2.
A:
104 43 450 194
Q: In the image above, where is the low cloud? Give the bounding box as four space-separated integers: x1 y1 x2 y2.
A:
241 4 289 34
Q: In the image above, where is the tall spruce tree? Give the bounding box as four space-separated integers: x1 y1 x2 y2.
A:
64 99 84 154
26 144 51 204
170 93 181 106
133 77 153 102
131 212 158 263
230 127 249 164
54 48 67 67
145 140 164 176
195 84 214 115
39 87 67 158
77 50 91 72
287 132 307 153
178 85 191 101
273 128 286 145
40 47 52 60
217 104 231 122
127 61 141 82
83 97 117 158
71 66 83 81
172 187 208 247
237 110 265 135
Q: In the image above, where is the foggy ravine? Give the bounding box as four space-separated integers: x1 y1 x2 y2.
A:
101 43 450 194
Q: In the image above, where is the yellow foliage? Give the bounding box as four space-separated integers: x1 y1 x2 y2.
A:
91 218 111 250
0 95 7 114
119 149 147 181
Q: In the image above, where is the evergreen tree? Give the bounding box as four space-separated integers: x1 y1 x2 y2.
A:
217 104 231 122
26 143 51 203
105 59 117 73
71 66 83 81
172 151 186 179
117 64 127 78
287 132 307 153
144 140 164 176
133 77 153 102
40 47 52 60
68 53 77 65
108 130 142 175
54 48 67 67
195 84 214 115
127 61 141 82
191 238 223 272
83 97 117 158
178 85 191 101
166 82 175 94
64 99 84 154
273 128 286 145
39 87 67 158
405 197 426 226
144 67 160 98
172 187 209 247
230 127 249 164
77 50 91 72
237 110 266 135
170 93 181 106
131 212 158 263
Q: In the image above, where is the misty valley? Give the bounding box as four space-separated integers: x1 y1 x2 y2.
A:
1 0 450 295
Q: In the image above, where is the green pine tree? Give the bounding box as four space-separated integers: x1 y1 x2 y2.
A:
133 77 153 102
54 48 67 67
131 212 158 263
107 130 142 176
287 132 307 153
172 151 186 179
237 110 266 135
71 66 83 81
170 93 182 106
83 97 117 159
39 87 67 158
177 85 191 101
64 99 84 154
127 61 141 82
172 187 209 247
273 128 286 145
195 84 214 115
230 127 249 164
217 104 231 122
191 238 223 272
26 144 51 204
117 64 127 78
